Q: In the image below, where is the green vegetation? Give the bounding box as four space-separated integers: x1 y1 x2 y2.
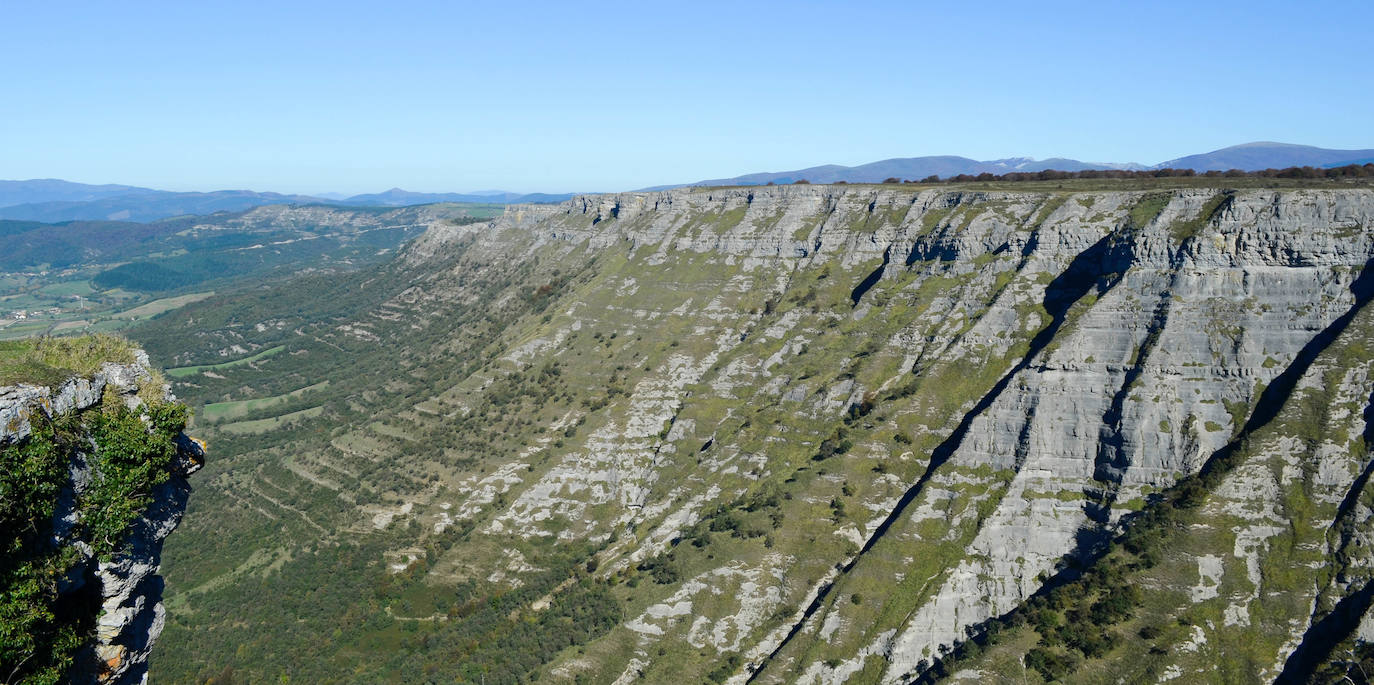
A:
1127 192 1171 230
216 405 323 434
0 381 187 684
129 236 636 682
112 292 215 320
165 345 284 378
1168 192 1231 244
81 403 190 556
199 381 328 424
0 334 137 387
0 416 89 685
168 536 619 684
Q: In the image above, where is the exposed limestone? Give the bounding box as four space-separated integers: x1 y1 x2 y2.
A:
1 355 202 685
435 186 1374 685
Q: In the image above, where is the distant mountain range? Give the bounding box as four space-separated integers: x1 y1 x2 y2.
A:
3 143 1371 223
0 179 150 208
0 182 576 223
1152 142 1374 172
0 188 332 223
662 142 1374 188
339 188 576 206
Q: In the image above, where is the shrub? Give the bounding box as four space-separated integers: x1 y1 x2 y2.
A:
706 653 743 683
1025 647 1076 681
636 555 679 584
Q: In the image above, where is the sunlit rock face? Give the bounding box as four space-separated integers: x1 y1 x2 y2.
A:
2 354 202 685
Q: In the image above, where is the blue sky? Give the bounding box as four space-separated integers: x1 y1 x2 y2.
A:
3 0 1371 194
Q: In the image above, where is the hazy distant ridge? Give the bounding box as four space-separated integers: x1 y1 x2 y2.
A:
0 188 329 223
0 179 152 207
0 181 574 223
1153 141 1374 171
337 188 576 206
667 142 1374 188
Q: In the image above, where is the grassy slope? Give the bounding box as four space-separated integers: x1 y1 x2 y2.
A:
0 334 137 387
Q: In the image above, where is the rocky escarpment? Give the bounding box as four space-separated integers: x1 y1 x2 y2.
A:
0 349 201 684
408 186 1374 682
146 184 1374 684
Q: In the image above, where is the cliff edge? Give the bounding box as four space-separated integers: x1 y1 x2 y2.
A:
0 336 202 684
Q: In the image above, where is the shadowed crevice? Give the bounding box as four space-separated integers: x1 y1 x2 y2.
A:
1335 387 1374 535
850 245 891 306
1276 581 1374 684
905 193 967 267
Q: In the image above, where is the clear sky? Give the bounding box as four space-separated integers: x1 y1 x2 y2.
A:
3 0 1371 194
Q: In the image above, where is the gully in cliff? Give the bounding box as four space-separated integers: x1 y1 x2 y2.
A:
0 335 203 685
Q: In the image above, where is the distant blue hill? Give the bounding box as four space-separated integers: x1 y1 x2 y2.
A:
1155 142 1374 172
0 189 331 223
340 188 575 206
0 181 576 223
652 142 1373 188
0 179 156 208
650 155 1146 188
3 142 1368 223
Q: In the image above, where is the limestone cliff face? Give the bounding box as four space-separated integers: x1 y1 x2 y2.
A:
415 186 1374 683
0 351 202 685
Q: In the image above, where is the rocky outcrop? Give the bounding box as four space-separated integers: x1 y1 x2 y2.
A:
0 352 202 685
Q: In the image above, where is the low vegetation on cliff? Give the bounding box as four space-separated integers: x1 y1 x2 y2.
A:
0 338 189 684
0 334 137 386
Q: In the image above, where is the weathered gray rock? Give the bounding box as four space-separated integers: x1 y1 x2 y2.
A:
1 356 202 685
435 186 1374 683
